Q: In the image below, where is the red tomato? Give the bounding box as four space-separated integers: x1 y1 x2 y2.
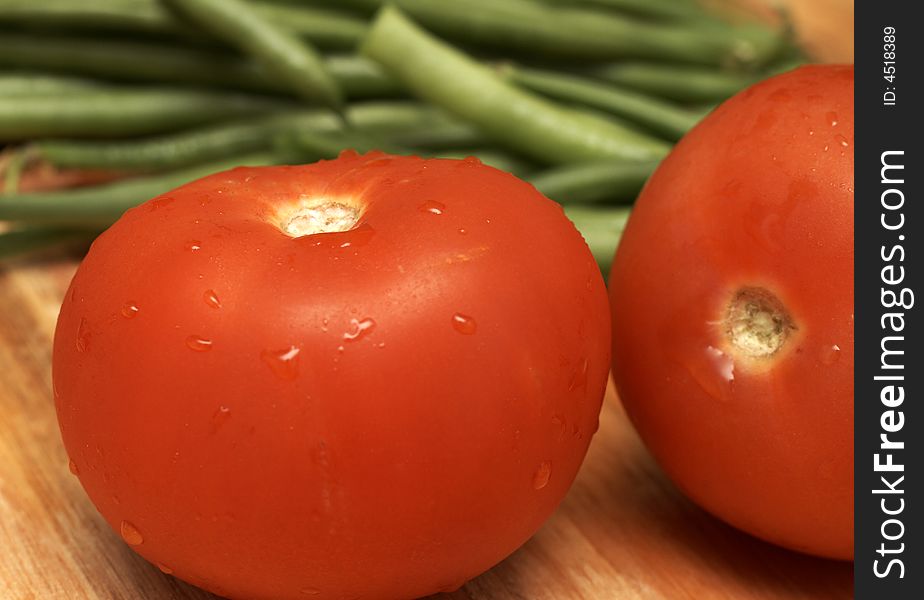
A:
608 66 854 559
53 152 610 600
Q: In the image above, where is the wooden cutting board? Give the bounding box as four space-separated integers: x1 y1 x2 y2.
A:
0 254 852 599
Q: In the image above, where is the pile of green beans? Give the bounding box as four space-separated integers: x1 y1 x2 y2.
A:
0 0 801 268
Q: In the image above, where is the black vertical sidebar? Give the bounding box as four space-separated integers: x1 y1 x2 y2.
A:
855 1 922 598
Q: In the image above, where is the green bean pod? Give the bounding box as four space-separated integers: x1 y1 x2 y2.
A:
589 62 759 103
350 0 781 66
0 225 98 260
0 0 367 49
0 35 400 100
503 65 700 141
33 102 478 170
562 204 631 271
361 6 669 165
163 0 342 110
0 89 288 140
527 160 658 204
0 154 276 225
0 73 103 96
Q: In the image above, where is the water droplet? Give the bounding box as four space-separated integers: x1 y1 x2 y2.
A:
461 156 482 166
826 111 839 127
323 222 376 249
458 228 467 235
705 346 735 382
157 563 173 575
418 200 446 215
551 414 567 441
68 458 79 475
299 587 321 596
147 196 174 211
76 318 91 353
187 240 202 252
261 346 300 380
121 303 139 319
203 289 221 309
120 520 144 545
820 343 842 365
532 461 552 490
185 336 213 352
343 318 376 342
568 359 589 391
835 133 849 147
451 313 477 335
210 405 231 433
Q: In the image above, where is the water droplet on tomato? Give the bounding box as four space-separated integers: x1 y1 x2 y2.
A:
261 346 300 380
187 240 202 252
551 414 567 441
826 111 839 127
705 346 735 382
76 318 91 353
451 313 477 335
568 359 589 391
210 405 231 433
68 458 79 475
461 156 482 166
835 134 849 148
147 196 174 211
185 336 213 352
418 200 445 215
343 318 375 342
120 303 139 319
157 563 173 575
458 228 467 235
120 520 144 545
203 289 221 309
820 343 842 365
299 587 321 596
532 461 552 490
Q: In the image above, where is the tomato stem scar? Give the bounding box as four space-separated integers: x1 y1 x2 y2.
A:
278 200 361 237
724 287 795 358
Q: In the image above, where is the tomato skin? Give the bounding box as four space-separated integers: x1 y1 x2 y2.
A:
608 66 854 559
53 153 610 600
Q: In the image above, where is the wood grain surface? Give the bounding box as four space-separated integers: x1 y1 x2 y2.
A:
0 253 852 599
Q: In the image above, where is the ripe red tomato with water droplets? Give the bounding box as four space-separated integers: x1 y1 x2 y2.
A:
609 65 854 559
53 152 610 600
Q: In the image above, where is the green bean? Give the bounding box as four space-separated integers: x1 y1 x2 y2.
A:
563 205 631 272
0 35 400 99
274 129 400 162
33 102 474 170
0 89 287 140
526 161 657 204
388 121 487 150
540 0 707 22
163 0 342 111
0 73 103 96
502 65 700 141
350 0 781 66
0 154 276 225
589 62 759 103
34 111 323 171
0 0 367 50
361 6 669 165
434 150 534 178
0 226 98 260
